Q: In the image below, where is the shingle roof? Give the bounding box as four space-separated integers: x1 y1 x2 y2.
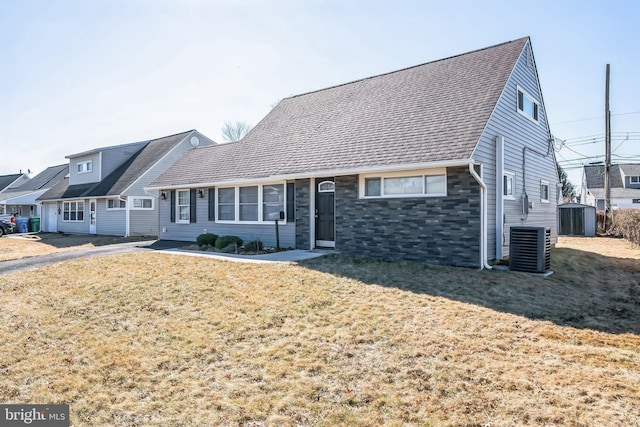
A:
39 131 193 200
10 164 68 192
151 37 530 187
0 174 25 191
584 164 626 189
619 164 640 177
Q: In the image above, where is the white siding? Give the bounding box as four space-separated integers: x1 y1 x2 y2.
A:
130 209 159 237
56 199 90 234
472 41 558 260
68 153 101 185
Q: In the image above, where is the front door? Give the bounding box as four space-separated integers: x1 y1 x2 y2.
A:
47 204 58 232
315 178 335 248
89 199 97 234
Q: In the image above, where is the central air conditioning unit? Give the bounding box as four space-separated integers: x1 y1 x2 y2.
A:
509 226 551 273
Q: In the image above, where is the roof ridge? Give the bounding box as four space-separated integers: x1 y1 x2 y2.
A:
285 36 530 100
147 129 195 143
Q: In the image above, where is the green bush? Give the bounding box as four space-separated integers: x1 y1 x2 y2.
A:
196 233 218 247
244 240 264 252
215 235 243 250
612 209 640 246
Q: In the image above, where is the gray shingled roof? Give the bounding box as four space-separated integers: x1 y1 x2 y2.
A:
619 164 640 177
0 165 69 203
0 174 25 191
587 188 640 199
39 131 193 200
583 164 625 189
151 37 529 187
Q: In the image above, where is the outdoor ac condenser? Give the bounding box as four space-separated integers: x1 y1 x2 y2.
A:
509 226 551 273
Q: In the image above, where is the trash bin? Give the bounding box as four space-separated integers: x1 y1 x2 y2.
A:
16 218 29 233
29 217 41 233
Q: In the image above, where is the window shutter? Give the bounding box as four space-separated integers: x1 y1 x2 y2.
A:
208 188 215 221
287 182 295 222
170 190 176 223
190 189 197 223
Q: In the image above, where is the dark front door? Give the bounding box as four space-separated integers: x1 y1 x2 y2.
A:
315 178 335 248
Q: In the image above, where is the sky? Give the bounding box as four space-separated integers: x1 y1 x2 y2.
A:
1 0 639 192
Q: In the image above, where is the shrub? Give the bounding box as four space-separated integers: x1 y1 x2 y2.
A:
196 233 218 247
244 240 264 252
612 209 640 246
215 235 243 250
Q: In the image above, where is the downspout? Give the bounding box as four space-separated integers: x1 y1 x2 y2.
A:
469 162 493 270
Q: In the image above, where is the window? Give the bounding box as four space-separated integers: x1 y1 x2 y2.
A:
176 190 190 223
503 172 515 199
630 176 640 184
107 199 126 210
360 169 447 198
517 87 539 122
77 161 92 174
216 183 286 223
263 184 285 221
132 197 153 210
63 201 84 222
217 188 235 221
318 181 335 192
633 199 640 204
540 180 550 203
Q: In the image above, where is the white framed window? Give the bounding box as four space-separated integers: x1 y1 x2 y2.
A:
176 189 190 223
63 201 84 222
360 168 447 198
132 197 153 210
318 181 335 192
540 180 550 203
503 172 515 199
630 176 640 184
77 161 93 174
517 86 539 123
107 199 126 210
216 183 286 223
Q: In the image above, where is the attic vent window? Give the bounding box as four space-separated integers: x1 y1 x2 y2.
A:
517 87 539 123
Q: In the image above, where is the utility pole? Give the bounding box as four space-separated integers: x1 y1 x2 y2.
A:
604 64 611 232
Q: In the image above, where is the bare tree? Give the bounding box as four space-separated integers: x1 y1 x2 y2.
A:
222 121 252 142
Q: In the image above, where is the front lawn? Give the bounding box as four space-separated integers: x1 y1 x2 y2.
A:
0 237 638 425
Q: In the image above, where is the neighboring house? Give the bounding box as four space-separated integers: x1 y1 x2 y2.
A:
148 37 558 268
0 173 30 207
0 164 68 218
582 163 640 210
38 130 215 236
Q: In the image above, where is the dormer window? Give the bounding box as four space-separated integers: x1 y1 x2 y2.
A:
630 176 640 184
517 87 539 123
77 161 92 174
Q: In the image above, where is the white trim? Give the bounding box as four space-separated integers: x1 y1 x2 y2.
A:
516 85 540 123
358 168 447 199
131 197 154 210
503 171 516 200
89 198 97 234
106 198 126 210
176 189 191 224
214 181 287 224
77 160 93 174
468 163 492 270
540 180 550 203
496 136 504 261
62 200 85 222
315 240 335 248
98 152 102 181
145 159 473 191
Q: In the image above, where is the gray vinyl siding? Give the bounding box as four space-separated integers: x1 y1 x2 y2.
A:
158 190 295 247
68 153 101 185
96 200 126 236
130 209 159 237
56 199 90 234
472 41 558 260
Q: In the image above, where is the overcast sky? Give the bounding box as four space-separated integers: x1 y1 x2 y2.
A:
1 0 638 190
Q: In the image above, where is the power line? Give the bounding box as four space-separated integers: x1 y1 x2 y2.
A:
550 110 640 125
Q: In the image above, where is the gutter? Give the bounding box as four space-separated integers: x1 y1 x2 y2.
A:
468 162 493 270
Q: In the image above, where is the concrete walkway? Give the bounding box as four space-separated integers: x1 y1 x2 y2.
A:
158 248 330 264
0 239 330 275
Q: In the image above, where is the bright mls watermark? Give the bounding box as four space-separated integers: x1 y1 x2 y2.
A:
0 405 69 426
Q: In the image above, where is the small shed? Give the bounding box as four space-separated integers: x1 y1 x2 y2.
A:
558 203 596 236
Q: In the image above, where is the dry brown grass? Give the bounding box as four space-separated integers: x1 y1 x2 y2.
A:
0 234 149 262
0 237 639 426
